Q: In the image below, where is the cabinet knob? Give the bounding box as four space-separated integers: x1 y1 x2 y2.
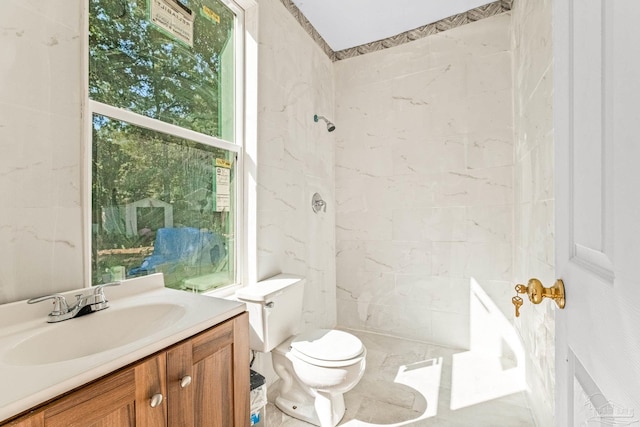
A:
149 393 163 408
180 375 192 388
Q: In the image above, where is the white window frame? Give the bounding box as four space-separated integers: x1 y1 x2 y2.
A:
82 0 258 293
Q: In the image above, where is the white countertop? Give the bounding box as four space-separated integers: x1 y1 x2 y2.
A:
0 274 246 423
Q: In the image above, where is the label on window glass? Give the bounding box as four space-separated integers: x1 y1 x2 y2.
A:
216 158 232 168
201 5 220 24
214 159 231 212
149 0 194 47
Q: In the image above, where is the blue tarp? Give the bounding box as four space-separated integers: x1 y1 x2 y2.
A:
129 227 225 276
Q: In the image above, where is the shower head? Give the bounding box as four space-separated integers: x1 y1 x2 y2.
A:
314 114 336 132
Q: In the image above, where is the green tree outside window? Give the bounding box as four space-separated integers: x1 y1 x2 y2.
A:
89 0 238 292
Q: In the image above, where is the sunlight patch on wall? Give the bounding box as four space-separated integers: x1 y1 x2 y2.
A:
449 277 526 410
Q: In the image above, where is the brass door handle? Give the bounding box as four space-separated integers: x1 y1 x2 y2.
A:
512 278 565 317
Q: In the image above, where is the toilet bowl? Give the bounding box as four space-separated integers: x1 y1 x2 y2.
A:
273 329 366 427
235 274 367 427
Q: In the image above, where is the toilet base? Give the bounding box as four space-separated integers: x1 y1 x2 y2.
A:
275 395 320 426
275 392 345 427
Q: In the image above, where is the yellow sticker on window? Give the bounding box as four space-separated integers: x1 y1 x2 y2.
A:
215 158 231 168
213 158 231 211
201 5 220 24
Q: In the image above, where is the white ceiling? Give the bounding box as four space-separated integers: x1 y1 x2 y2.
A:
290 0 496 51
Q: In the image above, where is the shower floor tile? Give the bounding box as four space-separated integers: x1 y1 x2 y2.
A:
264 329 535 427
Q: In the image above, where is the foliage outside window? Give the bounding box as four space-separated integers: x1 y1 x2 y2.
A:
89 0 240 292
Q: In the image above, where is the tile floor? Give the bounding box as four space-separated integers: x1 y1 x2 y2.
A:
264 329 535 426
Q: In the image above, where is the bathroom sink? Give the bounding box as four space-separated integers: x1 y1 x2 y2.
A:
0 274 247 423
3 303 186 365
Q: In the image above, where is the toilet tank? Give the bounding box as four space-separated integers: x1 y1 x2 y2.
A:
235 274 305 352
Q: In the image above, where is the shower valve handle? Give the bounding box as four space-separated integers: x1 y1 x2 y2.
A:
311 193 327 213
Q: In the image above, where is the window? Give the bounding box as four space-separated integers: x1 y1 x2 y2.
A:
88 0 243 292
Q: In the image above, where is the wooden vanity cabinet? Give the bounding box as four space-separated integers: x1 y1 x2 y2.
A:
167 312 250 426
6 354 168 427
4 312 249 427
43 353 165 427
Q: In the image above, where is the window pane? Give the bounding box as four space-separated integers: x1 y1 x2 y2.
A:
92 114 236 292
89 0 236 141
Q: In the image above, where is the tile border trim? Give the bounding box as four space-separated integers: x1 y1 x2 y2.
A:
279 0 513 62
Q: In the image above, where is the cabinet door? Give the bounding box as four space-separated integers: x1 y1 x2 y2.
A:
134 352 167 427
167 313 249 427
43 366 137 427
3 414 44 427
42 354 167 427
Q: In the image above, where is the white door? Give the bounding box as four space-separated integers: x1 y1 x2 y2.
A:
554 1 640 425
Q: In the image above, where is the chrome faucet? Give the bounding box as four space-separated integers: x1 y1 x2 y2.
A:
27 282 121 323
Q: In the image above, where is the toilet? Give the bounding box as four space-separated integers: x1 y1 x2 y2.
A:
236 274 366 427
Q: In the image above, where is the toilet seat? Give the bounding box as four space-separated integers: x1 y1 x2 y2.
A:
285 329 365 368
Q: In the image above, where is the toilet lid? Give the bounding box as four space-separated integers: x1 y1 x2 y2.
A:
290 329 364 361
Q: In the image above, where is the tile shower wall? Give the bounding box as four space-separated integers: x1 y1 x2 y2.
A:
256 0 336 331
334 14 514 349
512 0 555 425
0 0 84 304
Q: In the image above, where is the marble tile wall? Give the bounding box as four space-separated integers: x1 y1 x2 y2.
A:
0 0 84 304
256 0 336 331
249 0 337 384
334 13 514 349
512 0 555 425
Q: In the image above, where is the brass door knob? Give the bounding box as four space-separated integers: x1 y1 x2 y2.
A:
512 278 565 317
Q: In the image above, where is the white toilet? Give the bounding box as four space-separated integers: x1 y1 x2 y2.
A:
236 274 366 427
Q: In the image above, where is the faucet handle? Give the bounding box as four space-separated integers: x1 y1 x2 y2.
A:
91 281 121 310
93 281 121 295
27 294 69 316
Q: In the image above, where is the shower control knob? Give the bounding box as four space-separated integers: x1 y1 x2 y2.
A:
312 193 327 213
